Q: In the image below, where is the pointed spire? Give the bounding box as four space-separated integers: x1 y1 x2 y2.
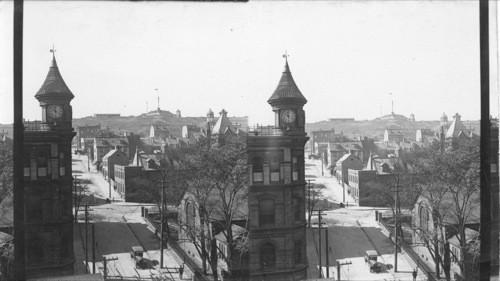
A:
50 45 58 67
35 48 74 99
268 53 307 105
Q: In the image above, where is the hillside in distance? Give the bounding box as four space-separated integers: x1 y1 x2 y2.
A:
305 119 480 142
73 114 208 137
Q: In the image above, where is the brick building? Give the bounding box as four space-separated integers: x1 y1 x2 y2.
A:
246 59 308 280
21 51 75 278
74 124 100 149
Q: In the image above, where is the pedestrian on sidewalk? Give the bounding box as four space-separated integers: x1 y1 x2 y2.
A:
412 268 418 281
179 264 184 279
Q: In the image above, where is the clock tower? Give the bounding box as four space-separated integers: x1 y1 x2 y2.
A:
268 58 307 135
23 49 75 278
247 57 309 280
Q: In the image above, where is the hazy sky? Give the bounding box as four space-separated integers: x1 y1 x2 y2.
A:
0 1 497 126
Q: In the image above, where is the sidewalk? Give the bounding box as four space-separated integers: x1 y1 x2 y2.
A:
357 214 428 281
306 159 356 206
124 209 195 280
74 154 123 202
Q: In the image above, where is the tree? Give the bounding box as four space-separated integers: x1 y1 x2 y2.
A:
179 134 249 280
73 177 93 222
306 183 326 227
0 142 12 223
405 138 480 281
0 142 13 280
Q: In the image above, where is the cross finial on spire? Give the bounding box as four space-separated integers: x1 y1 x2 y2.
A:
50 45 56 55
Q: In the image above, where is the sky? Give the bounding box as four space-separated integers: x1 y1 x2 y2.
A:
0 1 498 126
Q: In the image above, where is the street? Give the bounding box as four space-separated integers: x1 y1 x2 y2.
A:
72 154 190 280
305 158 426 281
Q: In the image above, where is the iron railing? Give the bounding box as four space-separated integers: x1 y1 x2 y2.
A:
246 125 284 137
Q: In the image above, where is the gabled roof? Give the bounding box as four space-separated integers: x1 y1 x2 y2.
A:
336 153 361 164
330 144 346 151
267 60 307 105
102 149 127 161
212 109 237 135
447 227 478 247
329 141 363 152
445 113 469 139
95 137 129 147
35 52 74 99
364 154 395 174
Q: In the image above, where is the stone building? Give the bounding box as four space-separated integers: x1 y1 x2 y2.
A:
74 124 100 149
101 149 129 181
310 128 335 154
93 136 129 163
21 51 75 278
150 123 170 139
347 153 397 206
335 153 363 189
246 59 308 280
384 124 404 143
326 141 363 168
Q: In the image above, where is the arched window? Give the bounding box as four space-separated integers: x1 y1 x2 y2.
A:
186 202 195 229
259 199 275 227
260 243 276 269
270 156 280 182
419 206 428 231
252 157 263 182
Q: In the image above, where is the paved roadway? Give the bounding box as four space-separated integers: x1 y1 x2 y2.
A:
305 159 426 280
72 154 190 281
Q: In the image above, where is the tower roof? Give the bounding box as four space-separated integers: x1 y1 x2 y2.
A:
211 109 237 135
445 113 468 139
35 51 74 99
267 60 307 105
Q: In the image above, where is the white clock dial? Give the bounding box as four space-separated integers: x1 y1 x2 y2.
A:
281 109 296 123
47 105 63 118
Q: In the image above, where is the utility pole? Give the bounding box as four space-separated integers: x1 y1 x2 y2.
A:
85 204 88 273
87 151 90 171
102 256 118 280
390 174 401 272
336 260 352 281
325 227 330 278
318 210 322 278
92 223 96 274
158 178 169 268
13 1 25 279
313 209 327 278
73 174 79 220
80 204 94 273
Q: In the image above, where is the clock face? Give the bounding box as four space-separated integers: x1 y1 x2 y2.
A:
281 109 296 123
47 105 63 119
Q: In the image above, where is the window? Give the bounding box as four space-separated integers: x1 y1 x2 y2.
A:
260 243 275 269
292 157 299 181
259 199 275 227
294 240 302 264
419 206 428 231
270 156 280 182
186 202 194 228
293 197 302 222
252 157 263 182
